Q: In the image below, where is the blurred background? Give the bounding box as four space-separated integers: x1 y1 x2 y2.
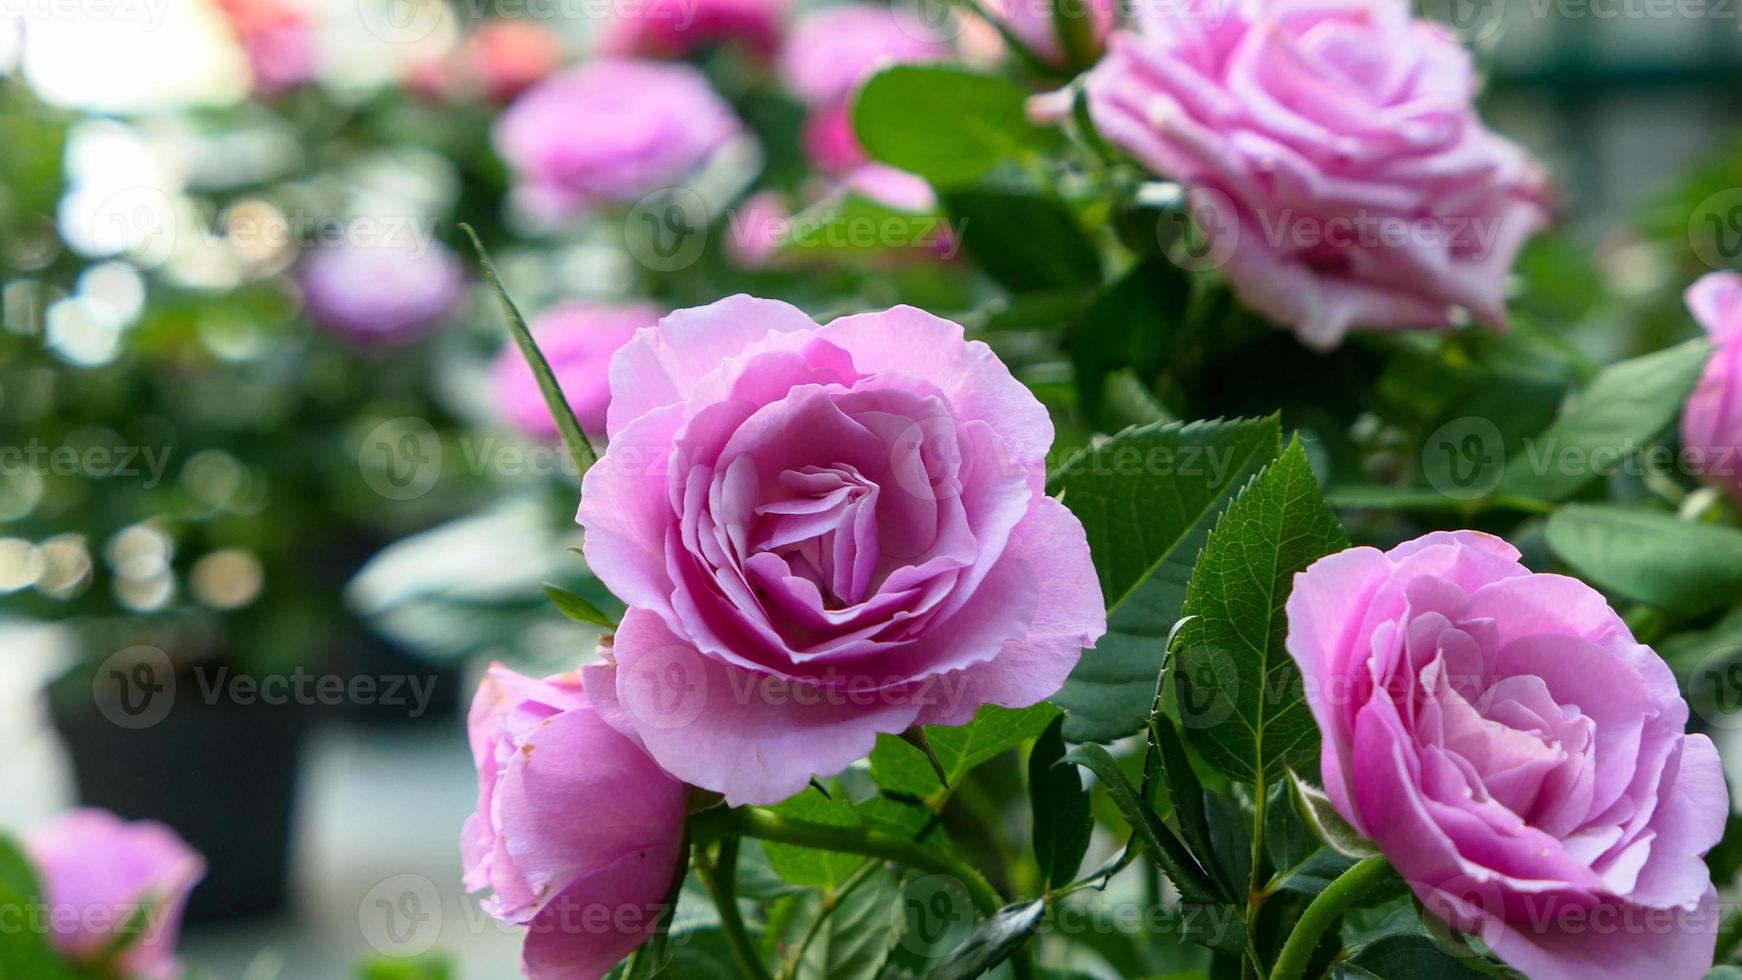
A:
1 0 1741 977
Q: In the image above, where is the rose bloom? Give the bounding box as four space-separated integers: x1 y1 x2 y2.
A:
494 301 664 439
1287 531 1726 980
300 237 465 348
1042 0 1549 349
463 665 687 980
494 59 741 217
462 20 565 103
577 297 1105 805
24 809 204 980
1681 272 1742 505
599 0 786 62
781 6 952 174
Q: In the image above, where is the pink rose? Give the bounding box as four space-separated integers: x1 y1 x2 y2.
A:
300 237 466 348
494 59 741 217
781 6 951 174
1287 531 1726 980
1046 0 1549 348
24 809 204 980
1681 272 1742 504
599 0 786 62
463 665 687 980
578 297 1106 805
494 301 664 439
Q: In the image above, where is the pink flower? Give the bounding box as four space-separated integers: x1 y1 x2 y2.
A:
1681 272 1742 505
599 0 786 62
578 297 1106 805
494 301 664 439
463 665 688 980
24 809 204 980
494 59 741 217
300 236 466 348
1287 531 1726 980
781 6 951 174
1044 0 1549 348
725 191 792 267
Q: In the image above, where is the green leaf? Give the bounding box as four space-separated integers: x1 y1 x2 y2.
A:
763 788 870 889
1545 505 1742 616
1289 772 1379 860
1174 439 1348 784
1497 338 1710 501
1028 714 1091 889
943 189 1100 292
459 224 596 479
1332 935 1494 979
795 870 903 980
1049 416 1284 742
1070 256 1191 427
1147 714 1218 892
928 901 1045 980
869 703 1059 798
543 583 618 629
1061 742 1224 906
0 836 67 980
853 64 1056 187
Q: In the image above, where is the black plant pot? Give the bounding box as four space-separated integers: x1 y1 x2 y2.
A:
51 687 307 924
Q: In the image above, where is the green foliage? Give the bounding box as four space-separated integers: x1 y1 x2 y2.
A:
543 583 618 628
868 704 1060 798
356 953 453 980
0 837 69 980
1175 440 1349 784
1497 339 1711 502
1027 715 1091 889
1061 743 1225 908
853 65 1058 187
1049 416 1283 741
943 189 1101 293
928 901 1046 980
1545 505 1742 616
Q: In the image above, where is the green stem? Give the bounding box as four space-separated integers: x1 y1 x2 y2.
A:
1243 773 1271 979
781 860 883 980
1268 857 1392 980
691 807 1005 917
695 838 775 980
